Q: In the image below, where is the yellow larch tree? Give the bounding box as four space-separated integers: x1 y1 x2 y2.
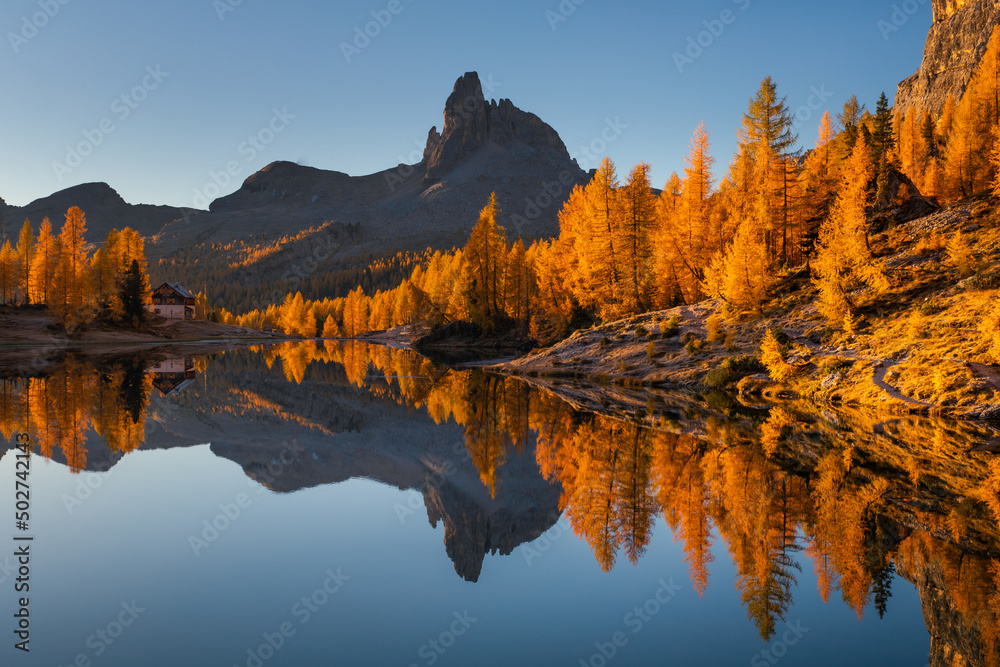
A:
584 158 623 312
618 162 657 315
53 206 90 323
32 217 59 306
463 192 508 331
812 136 889 323
15 220 34 305
0 241 15 304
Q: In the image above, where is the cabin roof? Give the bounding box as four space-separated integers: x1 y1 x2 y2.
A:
154 282 196 300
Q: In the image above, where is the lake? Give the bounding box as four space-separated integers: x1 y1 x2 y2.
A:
0 341 996 666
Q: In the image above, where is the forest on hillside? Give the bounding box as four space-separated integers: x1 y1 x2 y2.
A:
210 29 1000 347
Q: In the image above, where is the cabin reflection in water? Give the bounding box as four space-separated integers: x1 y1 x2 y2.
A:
148 357 196 396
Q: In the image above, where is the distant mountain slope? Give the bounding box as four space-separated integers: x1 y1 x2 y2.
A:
154 72 586 255
147 72 589 309
0 182 188 242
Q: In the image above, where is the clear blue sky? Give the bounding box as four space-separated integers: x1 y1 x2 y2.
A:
0 0 931 209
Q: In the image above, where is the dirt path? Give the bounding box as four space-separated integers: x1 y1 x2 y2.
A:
968 361 1000 392
871 360 936 407
790 335 935 407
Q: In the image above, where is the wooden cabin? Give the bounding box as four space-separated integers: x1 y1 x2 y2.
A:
149 283 196 320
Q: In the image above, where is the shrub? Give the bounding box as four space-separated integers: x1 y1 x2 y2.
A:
979 299 1000 363
915 229 946 256
918 300 944 316
761 329 795 382
706 313 724 343
704 355 767 388
647 341 659 359
662 315 681 338
598 336 611 348
635 325 649 337
946 232 976 277
822 359 853 376
967 271 1000 290
843 310 857 336
685 337 703 355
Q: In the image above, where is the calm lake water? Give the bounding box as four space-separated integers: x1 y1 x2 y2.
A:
0 341 997 666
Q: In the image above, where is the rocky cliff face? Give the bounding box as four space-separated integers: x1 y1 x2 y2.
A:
897 0 1000 115
895 533 1000 667
152 72 586 271
423 72 572 183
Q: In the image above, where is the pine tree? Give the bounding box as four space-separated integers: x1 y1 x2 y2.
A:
743 77 799 266
120 260 147 324
872 92 894 169
921 111 938 160
837 95 865 163
15 220 34 305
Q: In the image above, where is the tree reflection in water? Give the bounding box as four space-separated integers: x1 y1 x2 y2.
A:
1 341 998 661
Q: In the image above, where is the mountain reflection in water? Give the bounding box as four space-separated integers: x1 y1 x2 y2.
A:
1 340 998 665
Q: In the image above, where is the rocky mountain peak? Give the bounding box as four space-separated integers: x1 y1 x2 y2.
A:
897 0 1000 116
423 71 571 183
933 0 970 22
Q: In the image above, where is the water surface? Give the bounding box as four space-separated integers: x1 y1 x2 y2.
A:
0 341 996 666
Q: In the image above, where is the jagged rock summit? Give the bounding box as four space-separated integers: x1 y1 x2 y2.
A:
896 0 1000 115
423 72 572 183
152 71 587 266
